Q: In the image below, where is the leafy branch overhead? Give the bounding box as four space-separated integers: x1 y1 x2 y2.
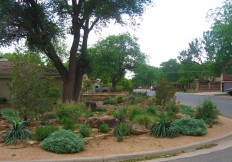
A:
0 0 152 101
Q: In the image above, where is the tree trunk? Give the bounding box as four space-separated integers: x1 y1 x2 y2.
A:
74 62 84 101
74 20 90 101
112 79 117 92
63 80 75 102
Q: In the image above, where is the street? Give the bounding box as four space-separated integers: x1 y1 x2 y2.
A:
176 93 232 118
144 92 232 162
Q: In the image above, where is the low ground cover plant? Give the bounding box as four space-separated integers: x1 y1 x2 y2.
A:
103 96 126 105
179 105 195 117
103 98 118 105
99 124 110 133
128 92 148 104
41 130 85 154
172 118 207 136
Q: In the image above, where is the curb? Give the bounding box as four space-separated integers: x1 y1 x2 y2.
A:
4 132 232 162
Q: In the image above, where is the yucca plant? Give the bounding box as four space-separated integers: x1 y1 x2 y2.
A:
150 113 178 138
1 109 31 145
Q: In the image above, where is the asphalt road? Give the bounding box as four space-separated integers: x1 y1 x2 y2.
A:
162 147 232 162
176 92 232 118
144 92 232 162
145 137 232 162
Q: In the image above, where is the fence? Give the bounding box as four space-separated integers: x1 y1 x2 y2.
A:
174 82 221 92
197 82 221 92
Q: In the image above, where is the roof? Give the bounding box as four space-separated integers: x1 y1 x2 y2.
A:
0 60 60 79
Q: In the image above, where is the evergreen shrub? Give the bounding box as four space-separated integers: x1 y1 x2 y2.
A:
195 98 220 127
34 125 58 141
41 130 85 154
99 124 110 133
79 125 91 137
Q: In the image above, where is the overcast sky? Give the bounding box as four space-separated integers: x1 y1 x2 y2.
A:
88 0 225 67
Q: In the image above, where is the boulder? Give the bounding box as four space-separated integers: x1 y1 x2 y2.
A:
101 116 120 128
0 120 8 131
41 119 58 126
131 124 149 135
85 101 97 112
173 113 190 120
85 116 120 128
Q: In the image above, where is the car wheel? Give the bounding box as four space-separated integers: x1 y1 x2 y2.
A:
230 91 232 96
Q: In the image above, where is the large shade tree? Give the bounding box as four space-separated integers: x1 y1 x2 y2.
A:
0 0 152 102
89 33 146 91
160 59 180 83
132 63 163 87
203 0 232 74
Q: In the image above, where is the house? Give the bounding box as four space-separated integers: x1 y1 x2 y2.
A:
0 59 13 100
0 59 62 101
221 73 232 91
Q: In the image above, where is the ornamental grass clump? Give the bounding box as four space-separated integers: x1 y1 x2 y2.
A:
56 102 84 124
99 124 110 133
150 114 178 138
33 125 58 141
113 106 127 121
172 118 207 136
113 124 132 142
133 114 155 128
41 130 85 154
79 125 91 137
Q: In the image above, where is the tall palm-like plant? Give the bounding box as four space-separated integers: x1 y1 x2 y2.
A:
1 109 31 145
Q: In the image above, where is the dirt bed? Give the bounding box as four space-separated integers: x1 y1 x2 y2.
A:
0 116 232 161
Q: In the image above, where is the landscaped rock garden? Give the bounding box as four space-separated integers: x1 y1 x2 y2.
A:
0 90 229 161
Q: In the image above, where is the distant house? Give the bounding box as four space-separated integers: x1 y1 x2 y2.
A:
221 73 232 91
0 59 62 101
0 60 13 100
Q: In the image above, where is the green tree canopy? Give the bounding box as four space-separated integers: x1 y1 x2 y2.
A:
160 59 180 83
89 33 146 91
203 0 232 74
0 0 152 101
9 60 58 120
132 63 163 87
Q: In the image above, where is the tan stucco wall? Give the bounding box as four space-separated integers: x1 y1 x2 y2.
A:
0 79 10 100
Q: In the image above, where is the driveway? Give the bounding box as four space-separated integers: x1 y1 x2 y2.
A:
133 89 155 96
